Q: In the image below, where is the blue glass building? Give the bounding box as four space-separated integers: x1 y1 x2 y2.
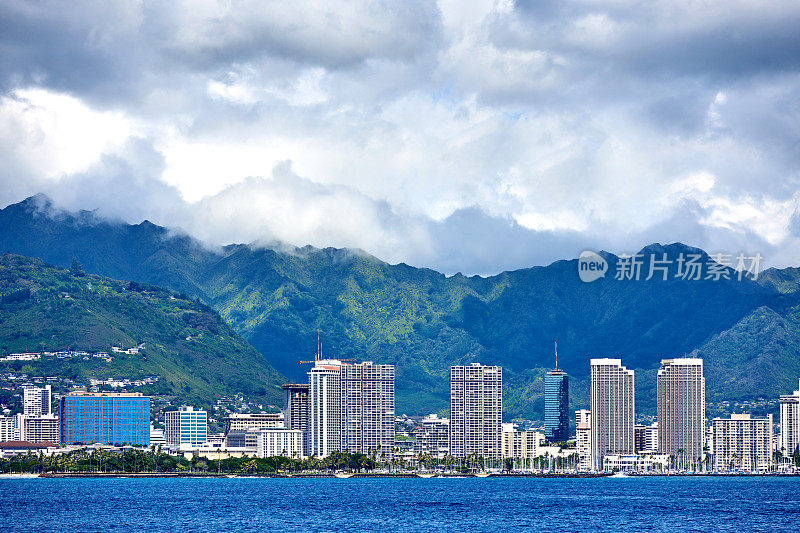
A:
60 392 151 446
164 406 208 447
544 370 569 443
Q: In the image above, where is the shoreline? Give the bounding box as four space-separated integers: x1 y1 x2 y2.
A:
5 472 795 479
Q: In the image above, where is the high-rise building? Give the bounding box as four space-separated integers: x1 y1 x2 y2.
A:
657 358 705 467
308 359 344 458
575 409 591 471
712 414 773 472
283 383 310 456
224 413 284 433
449 363 503 459
414 414 450 460
164 406 208 447
23 414 60 444
779 379 800 459
590 358 635 471
341 362 395 458
544 370 569 442
60 392 150 446
23 385 52 416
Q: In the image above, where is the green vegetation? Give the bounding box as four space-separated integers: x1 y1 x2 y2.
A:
0 448 595 475
0 448 378 475
3 196 800 419
0 254 284 406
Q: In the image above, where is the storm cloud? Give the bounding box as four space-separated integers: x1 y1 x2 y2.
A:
1 1 799 274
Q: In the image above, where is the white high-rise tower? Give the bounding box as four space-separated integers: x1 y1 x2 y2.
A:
341 362 395 458
780 379 800 460
23 385 52 416
308 358 344 459
590 358 634 471
449 363 503 459
657 358 705 468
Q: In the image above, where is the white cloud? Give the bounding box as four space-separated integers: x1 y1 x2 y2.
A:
1 1 800 273
0 88 133 181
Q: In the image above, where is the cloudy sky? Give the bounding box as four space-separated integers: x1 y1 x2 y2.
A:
1 1 800 274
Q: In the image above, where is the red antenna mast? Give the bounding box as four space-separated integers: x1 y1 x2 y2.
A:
554 340 558 371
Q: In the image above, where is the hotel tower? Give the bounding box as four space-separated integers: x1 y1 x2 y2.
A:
590 358 635 471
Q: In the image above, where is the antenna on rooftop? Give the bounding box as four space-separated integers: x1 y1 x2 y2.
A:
554 340 558 371
298 332 354 365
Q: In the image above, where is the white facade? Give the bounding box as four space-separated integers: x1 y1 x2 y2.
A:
149 425 166 447
575 409 592 471
205 433 225 448
657 358 705 466
23 414 60 444
712 414 773 472
449 363 503 459
603 453 670 472
341 362 395 458
165 406 208 447
415 414 450 459
590 359 635 471
225 412 284 433
779 379 800 460
0 415 22 442
257 428 305 459
23 385 52 416
309 359 344 458
501 423 543 468
635 423 659 453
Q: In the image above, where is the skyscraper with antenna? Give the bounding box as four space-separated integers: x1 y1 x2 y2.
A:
544 341 569 443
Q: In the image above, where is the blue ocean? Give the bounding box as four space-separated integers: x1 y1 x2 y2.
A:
2 476 799 532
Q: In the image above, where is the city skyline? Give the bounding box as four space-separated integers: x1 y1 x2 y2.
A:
1 356 799 475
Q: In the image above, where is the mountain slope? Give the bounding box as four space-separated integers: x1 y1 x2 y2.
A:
0 253 285 406
2 195 800 419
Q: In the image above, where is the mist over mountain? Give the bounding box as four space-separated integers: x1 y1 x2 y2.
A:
2 194 800 419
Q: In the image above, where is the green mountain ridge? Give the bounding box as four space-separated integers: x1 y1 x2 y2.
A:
0 253 285 407
2 194 800 419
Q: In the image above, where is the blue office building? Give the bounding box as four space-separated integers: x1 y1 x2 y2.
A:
544 370 569 443
60 392 150 446
164 406 208 447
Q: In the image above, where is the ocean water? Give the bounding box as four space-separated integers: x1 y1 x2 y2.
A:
2 476 799 532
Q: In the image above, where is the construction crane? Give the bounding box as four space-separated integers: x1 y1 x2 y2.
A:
298 333 354 365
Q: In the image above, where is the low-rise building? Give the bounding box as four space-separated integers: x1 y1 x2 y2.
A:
603 453 670 472
414 414 450 460
712 414 773 472
206 433 226 447
225 429 261 454
0 414 23 442
23 415 60 444
501 423 544 469
257 428 305 459
149 425 166 448
634 423 658 453
165 406 208 448
0 440 58 458
224 412 284 433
